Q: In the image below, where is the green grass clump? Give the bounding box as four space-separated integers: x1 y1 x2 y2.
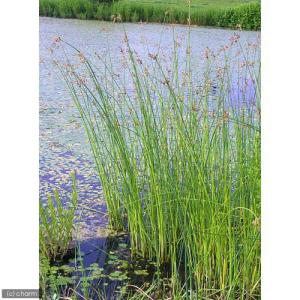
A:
40 0 260 30
40 0 95 19
39 173 81 298
58 28 261 298
39 172 78 261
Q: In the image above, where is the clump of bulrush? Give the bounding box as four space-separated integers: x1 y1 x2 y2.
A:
57 34 261 299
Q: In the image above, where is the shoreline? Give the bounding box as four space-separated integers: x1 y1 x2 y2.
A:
39 16 261 33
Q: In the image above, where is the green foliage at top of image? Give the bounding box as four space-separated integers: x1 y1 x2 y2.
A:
39 0 260 30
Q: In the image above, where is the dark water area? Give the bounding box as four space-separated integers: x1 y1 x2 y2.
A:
50 232 167 299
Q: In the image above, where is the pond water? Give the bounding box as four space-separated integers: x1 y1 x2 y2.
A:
39 16 260 297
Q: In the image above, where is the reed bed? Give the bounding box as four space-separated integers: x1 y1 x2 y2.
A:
40 0 260 30
56 30 261 299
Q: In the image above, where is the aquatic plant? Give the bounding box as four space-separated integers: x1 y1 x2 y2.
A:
39 171 78 261
56 26 261 298
39 248 99 299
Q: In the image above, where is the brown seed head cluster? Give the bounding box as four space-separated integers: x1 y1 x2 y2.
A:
229 33 240 45
78 52 86 63
148 53 158 61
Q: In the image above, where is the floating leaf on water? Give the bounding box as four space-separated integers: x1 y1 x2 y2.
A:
91 268 104 279
133 269 149 276
118 243 128 249
119 260 129 269
109 271 128 281
108 254 118 260
88 263 99 269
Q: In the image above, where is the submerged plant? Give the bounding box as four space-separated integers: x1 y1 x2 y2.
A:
56 28 261 298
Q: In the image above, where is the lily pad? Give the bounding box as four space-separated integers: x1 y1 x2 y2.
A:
133 269 149 276
109 271 128 281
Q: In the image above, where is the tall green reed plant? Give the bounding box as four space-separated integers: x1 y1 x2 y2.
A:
56 29 260 298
